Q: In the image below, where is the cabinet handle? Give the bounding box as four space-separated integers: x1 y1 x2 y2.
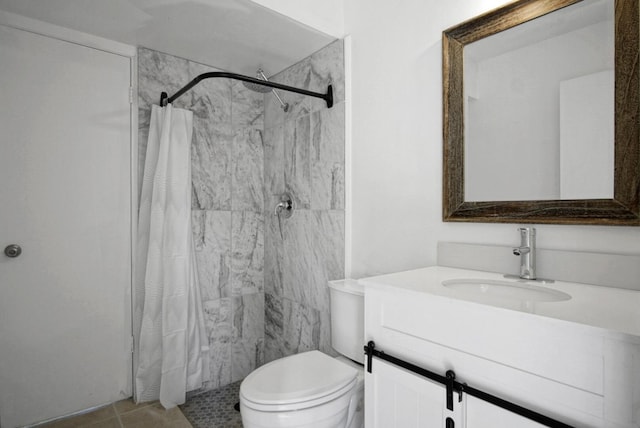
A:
446 417 455 428
446 370 456 411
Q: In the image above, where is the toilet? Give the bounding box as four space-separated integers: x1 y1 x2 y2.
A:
239 279 365 428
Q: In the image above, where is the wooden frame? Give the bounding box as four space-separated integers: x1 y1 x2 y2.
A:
442 0 640 225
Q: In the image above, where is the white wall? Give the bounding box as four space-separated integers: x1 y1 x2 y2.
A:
344 0 640 279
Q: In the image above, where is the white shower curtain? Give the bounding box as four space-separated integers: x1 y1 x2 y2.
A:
135 104 209 408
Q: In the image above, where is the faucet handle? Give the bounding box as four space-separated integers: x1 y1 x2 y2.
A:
518 227 536 235
514 227 536 280
517 227 536 246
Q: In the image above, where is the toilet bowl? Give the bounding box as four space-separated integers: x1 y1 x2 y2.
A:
240 279 365 428
240 351 364 428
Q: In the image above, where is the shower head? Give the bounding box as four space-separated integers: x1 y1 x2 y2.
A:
242 80 271 93
242 69 272 93
243 69 290 112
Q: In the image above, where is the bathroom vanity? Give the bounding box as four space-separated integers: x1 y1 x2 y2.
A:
360 266 640 427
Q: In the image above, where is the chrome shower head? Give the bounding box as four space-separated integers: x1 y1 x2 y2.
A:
242 69 290 112
242 80 271 93
242 69 272 93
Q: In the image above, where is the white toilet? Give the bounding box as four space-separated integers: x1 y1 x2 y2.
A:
239 279 365 428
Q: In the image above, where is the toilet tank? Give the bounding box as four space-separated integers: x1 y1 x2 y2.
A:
328 279 365 364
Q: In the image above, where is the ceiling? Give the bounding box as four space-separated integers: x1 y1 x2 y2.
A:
0 0 336 76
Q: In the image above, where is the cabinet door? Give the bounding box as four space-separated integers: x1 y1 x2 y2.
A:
465 396 547 428
366 358 456 427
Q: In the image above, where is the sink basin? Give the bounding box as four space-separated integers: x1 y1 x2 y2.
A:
442 279 571 303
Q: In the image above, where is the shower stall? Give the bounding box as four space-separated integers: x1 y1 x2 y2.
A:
136 37 346 394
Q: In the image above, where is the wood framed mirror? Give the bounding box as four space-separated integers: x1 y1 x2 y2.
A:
443 0 639 225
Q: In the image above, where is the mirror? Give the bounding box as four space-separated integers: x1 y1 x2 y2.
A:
443 0 640 225
465 0 614 201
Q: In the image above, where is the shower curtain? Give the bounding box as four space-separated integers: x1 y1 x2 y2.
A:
135 104 209 408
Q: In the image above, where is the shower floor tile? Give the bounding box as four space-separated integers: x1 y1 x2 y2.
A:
180 381 243 428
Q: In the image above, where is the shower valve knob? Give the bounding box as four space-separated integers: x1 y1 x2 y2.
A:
274 193 294 219
4 244 22 258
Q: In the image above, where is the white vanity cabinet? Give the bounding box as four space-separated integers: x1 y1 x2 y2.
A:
361 267 640 428
366 357 545 428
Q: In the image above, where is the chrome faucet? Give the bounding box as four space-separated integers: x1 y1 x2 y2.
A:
513 227 536 280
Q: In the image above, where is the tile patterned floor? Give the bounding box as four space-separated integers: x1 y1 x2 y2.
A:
40 399 192 428
180 381 243 428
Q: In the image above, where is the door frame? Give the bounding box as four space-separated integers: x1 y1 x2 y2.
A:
0 9 139 401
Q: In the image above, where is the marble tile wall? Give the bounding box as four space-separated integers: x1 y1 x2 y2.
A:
263 39 346 363
137 48 264 391
137 38 345 389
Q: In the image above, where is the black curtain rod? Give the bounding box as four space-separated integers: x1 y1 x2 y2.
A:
159 71 333 109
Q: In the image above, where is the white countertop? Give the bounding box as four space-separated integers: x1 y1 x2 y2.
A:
359 266 640 338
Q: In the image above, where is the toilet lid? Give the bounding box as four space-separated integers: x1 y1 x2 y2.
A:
241 350 358 406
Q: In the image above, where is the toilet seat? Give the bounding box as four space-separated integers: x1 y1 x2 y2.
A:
240 351 358 412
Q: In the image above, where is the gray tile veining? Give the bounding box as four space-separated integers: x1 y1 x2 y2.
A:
263 124 285 196
282 297 321 358
192 210 231 300
231 293 265 382
139 46 265 393
311 103 345 210
309 39 346 110
191 119 232 211
292 299 321 355
188 61 232 123
202 298 232 390
284 114 312 209
138 38 343 391
264 59 312 128
262 40 346 363
264 294 321 363
280 210 315 304
231 211 264 296
319 309 338 358
314 210 346 283
279 210 344 311
232 128 264 212
232 80 264 130
264 210 284 298
263 293 284 363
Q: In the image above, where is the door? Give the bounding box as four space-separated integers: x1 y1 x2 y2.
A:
465 396 548 428
365 358 457 427
0 25 132 427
